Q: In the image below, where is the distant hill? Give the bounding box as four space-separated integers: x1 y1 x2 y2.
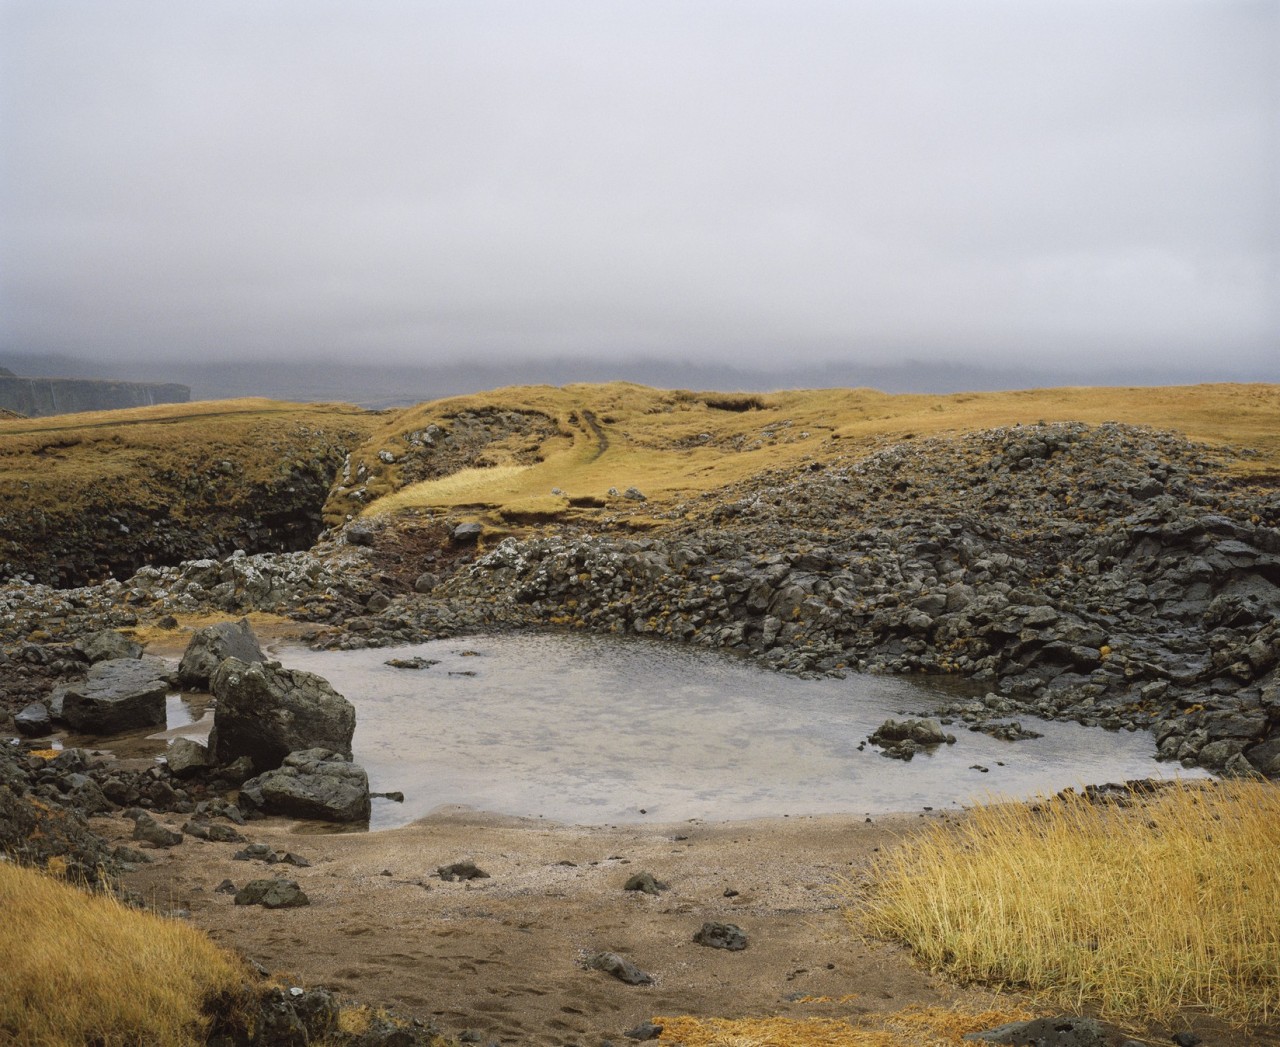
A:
0 369 189 417
4 350 1275 408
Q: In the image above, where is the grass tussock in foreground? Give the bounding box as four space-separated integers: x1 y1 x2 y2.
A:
0 860 248 1046
854 780 1280 1030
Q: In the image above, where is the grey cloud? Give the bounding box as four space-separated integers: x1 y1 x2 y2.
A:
1 0 1275 380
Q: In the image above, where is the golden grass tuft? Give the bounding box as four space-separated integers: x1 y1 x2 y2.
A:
653 1005 1041 1047
0 860 248 1046
852 781 1280 1030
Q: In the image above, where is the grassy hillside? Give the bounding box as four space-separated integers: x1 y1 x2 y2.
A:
0 398 381 514
327 382 1280 530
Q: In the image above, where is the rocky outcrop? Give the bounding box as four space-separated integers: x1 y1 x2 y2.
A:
0 413 372 588
3 416 1278 780
208 659 356 772
177 618 265 688
0 375 188 417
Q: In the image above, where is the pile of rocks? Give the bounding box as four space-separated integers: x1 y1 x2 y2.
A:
421 422 1279 777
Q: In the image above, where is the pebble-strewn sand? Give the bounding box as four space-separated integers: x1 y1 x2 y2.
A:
105 807 1008 1045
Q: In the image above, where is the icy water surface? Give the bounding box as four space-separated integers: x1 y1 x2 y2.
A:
265 632 1201 829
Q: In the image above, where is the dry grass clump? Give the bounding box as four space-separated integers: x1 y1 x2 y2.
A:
854 781 1280 1030
652 1004 1041 1047
0 860 248 1046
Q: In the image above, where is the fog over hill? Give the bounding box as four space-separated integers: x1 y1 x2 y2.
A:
2 351 1274 409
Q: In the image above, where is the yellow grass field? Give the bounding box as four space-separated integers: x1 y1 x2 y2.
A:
0 397 380 516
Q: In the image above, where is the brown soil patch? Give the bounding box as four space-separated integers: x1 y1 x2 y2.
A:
104 809 1015 1045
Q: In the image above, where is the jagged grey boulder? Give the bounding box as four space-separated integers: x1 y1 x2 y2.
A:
53 658 169 734
239 749 371 823
177 618 265 689
209 659 355 772
693 921 748 950
164 737 211 779
132 813 183 848
870 718 952 746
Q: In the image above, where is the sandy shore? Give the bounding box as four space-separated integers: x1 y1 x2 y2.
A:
101 806 1026 1046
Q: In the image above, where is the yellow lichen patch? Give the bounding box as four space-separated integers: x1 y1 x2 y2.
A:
123 610 301 654
653 1005 1041 1047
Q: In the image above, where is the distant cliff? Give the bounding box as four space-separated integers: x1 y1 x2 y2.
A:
0 373 190 417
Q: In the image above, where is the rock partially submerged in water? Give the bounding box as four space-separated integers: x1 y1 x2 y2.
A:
177 617 265 689
209 658 355 772
869 717 956 760
239 748 371 823
52 658 169 734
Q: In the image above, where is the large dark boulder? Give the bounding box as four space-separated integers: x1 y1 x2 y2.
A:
177 618 266 689
209 659 355 772
239 749 371 823
52 658 169 734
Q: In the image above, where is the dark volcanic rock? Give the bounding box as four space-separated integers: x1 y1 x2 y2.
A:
14 701 52 736
208 659 355 772
53 658 169 733
164 737 210 778
177 618 266 689
132 813 183 848
962 1016 1107 1046
623 871 668 895
693 921 748 950
74 629 142 663
438 861 490 882
239 749 371 823
233 878 310 908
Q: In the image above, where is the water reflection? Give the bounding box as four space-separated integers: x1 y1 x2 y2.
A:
269 632 1203 829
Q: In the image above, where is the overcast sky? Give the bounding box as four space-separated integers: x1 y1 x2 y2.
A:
1 0 1276 380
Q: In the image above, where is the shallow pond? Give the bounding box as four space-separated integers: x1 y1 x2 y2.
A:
257 632 1201 829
